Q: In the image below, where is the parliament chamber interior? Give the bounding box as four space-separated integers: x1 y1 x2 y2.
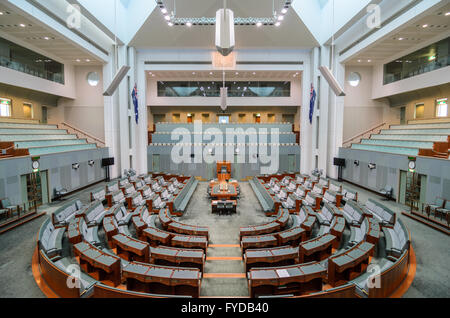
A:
0 0 449 303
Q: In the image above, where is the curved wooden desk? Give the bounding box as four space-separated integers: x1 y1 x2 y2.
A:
248 262 327 297
150 246 205 272
122 261 201 298
111 233 150 263
73 241 121 287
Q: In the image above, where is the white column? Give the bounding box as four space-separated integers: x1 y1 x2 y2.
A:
117 45 131 175
300 48 319 175
327 54 345 179
318 45 331 176
103 46 121 178
134 49 149 175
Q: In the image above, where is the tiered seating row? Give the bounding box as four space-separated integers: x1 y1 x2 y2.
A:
0 122 99 156
350 122 450 158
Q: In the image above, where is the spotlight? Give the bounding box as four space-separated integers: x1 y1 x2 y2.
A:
72 163 80 170
88 160 95 166
354 160 360 166
368 163 376 170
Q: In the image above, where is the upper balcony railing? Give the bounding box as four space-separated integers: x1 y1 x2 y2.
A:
0 37 65 84
384 37 449 85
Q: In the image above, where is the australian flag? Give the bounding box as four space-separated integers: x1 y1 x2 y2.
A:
132 84 139 124
309 83 316 124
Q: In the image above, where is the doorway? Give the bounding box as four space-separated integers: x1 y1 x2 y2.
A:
152 154 160 172
42 106 48 124
400 107 406 125
399 170 427 212
282 114 295 124
23 170 49 208
153 114 165 124
415 104 425 119
288 154 296 172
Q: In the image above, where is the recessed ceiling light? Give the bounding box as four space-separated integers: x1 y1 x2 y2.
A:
357 59 361 62
168 22 173 26
398 37 404 40
76 59 81 62
275 22 281 27
235 72 239 75
186 22 192 27
19 23 26 28
152 74 155 77
278 15 284 21
253 72 256 75
367 59 372 62
422 24 428 28
209 72 213 75
192 72 196 75
445 12 450 16
43 36 50 40
281 8 288 14
161 7 168 14
0 12 4 15
85 59 90 62
256 22 262 27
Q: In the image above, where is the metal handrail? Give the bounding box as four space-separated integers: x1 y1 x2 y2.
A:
343 122 388 148
58 122 105 148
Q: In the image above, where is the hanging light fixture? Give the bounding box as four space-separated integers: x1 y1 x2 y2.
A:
216 0 235 56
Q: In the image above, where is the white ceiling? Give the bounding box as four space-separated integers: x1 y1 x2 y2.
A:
146 70 302 81
129 0 319 49
0 2 102 65
346 3 450 66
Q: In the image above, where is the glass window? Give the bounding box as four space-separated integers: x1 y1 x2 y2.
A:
436 98 448 117
383 37 449 85
0 98 12 117
347 72 361 87
218 115 230 124
0 36 65 84
157 81 291 97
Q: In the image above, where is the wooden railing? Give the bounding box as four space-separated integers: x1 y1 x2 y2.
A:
343 122 388 148
58 122 105 148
